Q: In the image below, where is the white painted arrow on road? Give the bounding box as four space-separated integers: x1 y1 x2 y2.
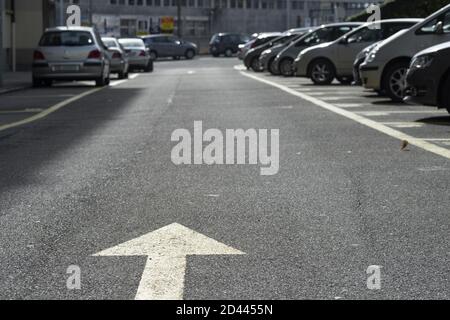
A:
93 223 245 300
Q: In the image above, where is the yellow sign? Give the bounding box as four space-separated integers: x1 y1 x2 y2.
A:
160 16 175 32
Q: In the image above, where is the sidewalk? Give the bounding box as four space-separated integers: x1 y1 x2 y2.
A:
0 72 32 95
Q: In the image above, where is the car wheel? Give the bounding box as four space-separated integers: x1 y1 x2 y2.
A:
224 48 233 57
96 68 109 87
32 77 43 87
309 59 335 85
269 59 279 75
279 59 294 77
118 70 126 79
149 51 157 61
383 61 409 102
144 60 154 72
185 49 195 60
441 75 450 113
337 76 353 85
250 57 262 72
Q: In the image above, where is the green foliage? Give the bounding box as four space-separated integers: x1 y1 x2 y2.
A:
348 0 450 21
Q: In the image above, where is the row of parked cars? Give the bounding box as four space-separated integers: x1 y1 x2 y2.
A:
240 4 450 113
32 27 199 87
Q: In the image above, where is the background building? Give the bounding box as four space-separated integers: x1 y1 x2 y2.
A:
1 0 55 72
56 0 373 52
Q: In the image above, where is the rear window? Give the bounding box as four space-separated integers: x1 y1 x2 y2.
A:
39 31 94 47
102 39 117 48
118 39 145 48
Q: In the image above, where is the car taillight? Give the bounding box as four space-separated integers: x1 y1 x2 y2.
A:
33 50 45 60
88 50 102 59
139 50 146 57
112 52 122 59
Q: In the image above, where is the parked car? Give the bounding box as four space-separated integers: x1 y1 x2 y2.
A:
118 38 153 72
102 37 129 79
360 4 450 101
270 23 362 76
244 32 303 72
404 41 450 113
32 26 111 87
141 34 198 60
238 34 258 60
210 33 262 57
352 42 381 86
294 19 422 85
353 20 421 86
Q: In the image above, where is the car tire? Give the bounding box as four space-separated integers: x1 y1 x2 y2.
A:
32 77 43 88
118 70 127 80
185 49 195 60
279 58 294 77
441 75 450 114
96 68 109 87
269 59 279 75
224 48 233 57
250 57 262 72
144 60 154 72
149 51 158 61
309 59 335 85
337 76 353 85
383 61 409 102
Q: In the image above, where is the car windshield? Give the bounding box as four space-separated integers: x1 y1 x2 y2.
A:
39 31 94 47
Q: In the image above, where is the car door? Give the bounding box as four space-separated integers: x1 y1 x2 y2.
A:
167 36 183 56
337 26 381 75
153 36 171 57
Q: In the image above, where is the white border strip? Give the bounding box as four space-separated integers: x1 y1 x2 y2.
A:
241 71 450 160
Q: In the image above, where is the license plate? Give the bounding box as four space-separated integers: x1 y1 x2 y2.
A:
52 65 79 72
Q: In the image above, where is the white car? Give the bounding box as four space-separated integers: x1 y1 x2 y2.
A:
359 4 450 101
294 19 422 85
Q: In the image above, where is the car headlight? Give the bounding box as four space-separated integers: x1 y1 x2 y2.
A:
410 54 434 69
365 47 380 63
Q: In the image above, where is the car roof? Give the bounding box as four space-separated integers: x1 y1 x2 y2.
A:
317 22 364 28
362 18 423 26
140 34 175 38
45 26 95 32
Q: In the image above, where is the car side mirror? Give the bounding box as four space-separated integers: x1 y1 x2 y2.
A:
435 21 444 34
339 37 348 45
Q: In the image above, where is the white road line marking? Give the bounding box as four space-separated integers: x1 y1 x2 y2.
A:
110 80 129 87
274 105 293 109
320 96 357 101
129 74 140 79
0 74 141 132
334 103 366 108
0 108 44 114
93 223 244 300
187 70 196 74
357 110 444 116
382 122 424 128
240 71 450 161
0 87 103 132
424 138 450 141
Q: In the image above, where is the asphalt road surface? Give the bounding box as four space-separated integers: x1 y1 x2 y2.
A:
0 57 449 300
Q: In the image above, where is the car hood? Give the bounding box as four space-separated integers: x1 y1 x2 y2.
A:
300 42 333 55
372 28 409 53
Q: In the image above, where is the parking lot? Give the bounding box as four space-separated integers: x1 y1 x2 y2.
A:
239 66 450 155
0 57 449 300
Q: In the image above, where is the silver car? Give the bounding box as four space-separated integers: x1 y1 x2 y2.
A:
102 37 130 79
32 26 111 87
270 23 362 76
141 34 198 60
118 38 153 72
294 19 422 85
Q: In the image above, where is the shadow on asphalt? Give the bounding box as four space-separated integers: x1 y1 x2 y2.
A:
0 88 144 197
416 115 450 126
